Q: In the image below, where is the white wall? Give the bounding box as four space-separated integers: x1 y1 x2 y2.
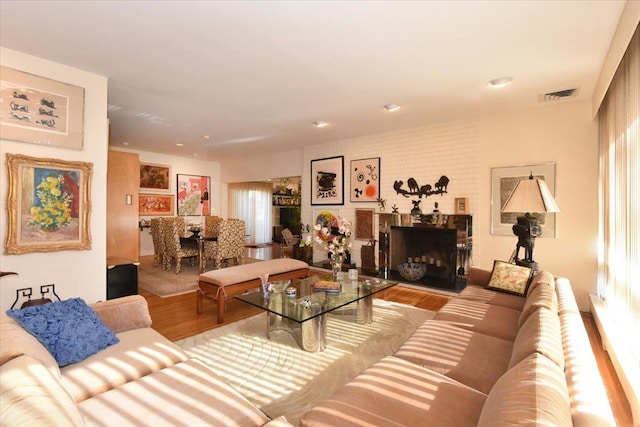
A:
292 100 598 310
0 48 109 311
112 148 222 256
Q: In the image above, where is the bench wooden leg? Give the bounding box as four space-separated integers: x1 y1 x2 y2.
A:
217 297 225 324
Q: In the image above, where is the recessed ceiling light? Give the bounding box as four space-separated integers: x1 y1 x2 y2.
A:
384 104 400 112
202 135 210 139
488 77 513 88
121 141 130 146
176 143 184 147
313 121 328 128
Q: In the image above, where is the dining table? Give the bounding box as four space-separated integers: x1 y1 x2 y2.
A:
180 233 217 274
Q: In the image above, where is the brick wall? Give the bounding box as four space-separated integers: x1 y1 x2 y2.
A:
302 117 480 267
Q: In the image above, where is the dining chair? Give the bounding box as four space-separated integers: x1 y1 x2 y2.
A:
149 217 165 266
202 216 222 270
212 219 245 268
162 216 198 274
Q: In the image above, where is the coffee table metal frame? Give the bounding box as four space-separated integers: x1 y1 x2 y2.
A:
235 275 398 352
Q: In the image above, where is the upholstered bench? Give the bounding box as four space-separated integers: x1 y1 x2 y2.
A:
197 258 310 323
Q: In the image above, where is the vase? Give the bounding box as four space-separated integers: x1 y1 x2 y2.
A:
331 255 343 280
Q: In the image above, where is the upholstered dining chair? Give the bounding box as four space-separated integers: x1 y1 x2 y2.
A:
212 219 245 268
202 216 222 270
149 217 165 266
162 216 199 274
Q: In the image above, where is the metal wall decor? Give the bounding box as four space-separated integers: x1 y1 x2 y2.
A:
393 175 450 198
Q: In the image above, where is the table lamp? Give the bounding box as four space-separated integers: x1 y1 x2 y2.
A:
501 173 560 272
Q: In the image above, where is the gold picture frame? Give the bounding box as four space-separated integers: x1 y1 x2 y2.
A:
0 66 85 150
139 194 174 216
140 162 170 191
454 197 469 214
4 153 93 254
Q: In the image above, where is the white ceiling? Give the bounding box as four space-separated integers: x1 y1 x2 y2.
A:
0 1 626 162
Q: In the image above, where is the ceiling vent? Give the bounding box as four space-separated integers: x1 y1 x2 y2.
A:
539 88 579 102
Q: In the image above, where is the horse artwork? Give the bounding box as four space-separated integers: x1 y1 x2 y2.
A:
393 175 450 198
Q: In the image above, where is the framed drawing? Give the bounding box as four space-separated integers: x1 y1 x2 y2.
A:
140 163 170 191
311 155 344 205
455 197 469 215
350 157 380 202
139 194 174 216
313 209 340 241
355 208 375 240
491 163 557 237
0 66 85 150
177 174 210 215
4 153 92 254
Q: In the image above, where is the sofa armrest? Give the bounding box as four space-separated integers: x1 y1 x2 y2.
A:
90 295 152 333
468 267 492 286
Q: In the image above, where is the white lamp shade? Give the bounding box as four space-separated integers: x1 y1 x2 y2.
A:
502 177 560 213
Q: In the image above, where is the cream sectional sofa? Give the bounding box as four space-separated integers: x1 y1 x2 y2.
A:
300 268 616 426
0 295 290 427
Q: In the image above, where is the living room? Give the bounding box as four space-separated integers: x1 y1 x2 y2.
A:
0 1 638 425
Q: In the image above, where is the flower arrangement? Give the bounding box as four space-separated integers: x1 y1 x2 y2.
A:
299 234 314 247
314 216 353 262
29 174 73 231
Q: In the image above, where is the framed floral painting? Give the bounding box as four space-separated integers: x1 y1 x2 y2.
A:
139 194 174 216
4 153 93 254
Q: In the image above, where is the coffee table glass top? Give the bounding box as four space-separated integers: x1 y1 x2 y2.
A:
235 275 398 323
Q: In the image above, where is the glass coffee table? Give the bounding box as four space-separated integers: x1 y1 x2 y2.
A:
235 275 398 352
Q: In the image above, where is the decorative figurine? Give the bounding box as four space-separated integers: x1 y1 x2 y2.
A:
411 200 422 215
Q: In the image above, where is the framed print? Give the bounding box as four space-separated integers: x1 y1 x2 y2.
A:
0 66 85 150
311 155 344 205
351 157 380 202
313 209 340 241
5 153 92 254
455 197 469 215
355 208 375 240
139 194 174 216
140 163 170 191
491 163 557 237
177 174 210 215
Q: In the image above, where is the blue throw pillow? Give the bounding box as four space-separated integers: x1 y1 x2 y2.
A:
6 298 119 366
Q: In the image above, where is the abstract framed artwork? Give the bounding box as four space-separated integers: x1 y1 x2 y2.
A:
4 153 92 254
350 157 380 202
311 155 344 205
0 66 85 150
139 194 174 216
140 163 170 191
177 174 210 215
355 208 375 240
490 163 557 237
313 209 340 241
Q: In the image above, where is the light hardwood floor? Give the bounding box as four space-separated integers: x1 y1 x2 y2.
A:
142 244 632 426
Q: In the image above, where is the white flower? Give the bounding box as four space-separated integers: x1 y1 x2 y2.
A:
314 216 353 261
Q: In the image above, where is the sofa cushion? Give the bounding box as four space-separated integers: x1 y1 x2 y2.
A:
6 298 119 367
90 295 152 333
519 281 558 327
485 260 532 297
299 356 487 427
0 312 61 379
61 327 189 403
394 320 513 394
77 358 270 427
456 285 526 311
0 355 86 427
509 307 564 369
478 353 572 426
433 299 521 341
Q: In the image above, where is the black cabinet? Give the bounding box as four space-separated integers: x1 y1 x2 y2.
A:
107 258 138 300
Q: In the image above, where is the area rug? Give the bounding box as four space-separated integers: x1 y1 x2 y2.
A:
138 256 263 298
174 299 435 426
